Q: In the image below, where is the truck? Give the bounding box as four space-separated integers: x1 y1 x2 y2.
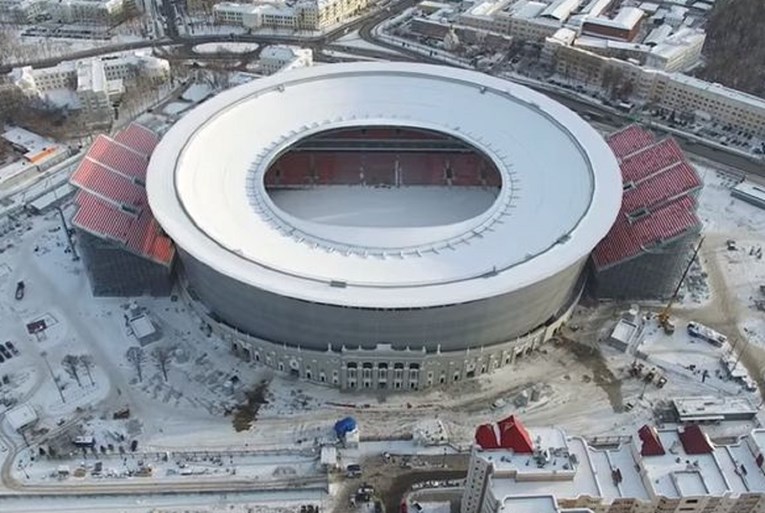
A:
687 321 727 347
15 281 24 300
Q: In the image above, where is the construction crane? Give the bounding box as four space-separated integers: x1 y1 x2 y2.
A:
657 237 705 334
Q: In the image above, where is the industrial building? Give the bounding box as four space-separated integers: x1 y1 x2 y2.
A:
146 62 622 389
69 122 175 296
591 124 702 299
462 415 765 513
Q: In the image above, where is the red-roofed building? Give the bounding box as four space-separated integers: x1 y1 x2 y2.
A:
475 415 535 453
678 424 714 455
70 124 174 296
638 425 666 456
592 125 702 299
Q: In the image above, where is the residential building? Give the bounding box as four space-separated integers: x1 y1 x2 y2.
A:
462 415 765 513
644 27 705 72
48 0 130 25
7 51 169 128
213 0 370 31
0 0 45 23
543 34 765 137
653 73 765 137
259 45 313 75
75 59 119 127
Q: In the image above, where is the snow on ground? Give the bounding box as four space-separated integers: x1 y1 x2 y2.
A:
269 186 498 227
162 101 191 116
181 83 214 103
694 162 765 349
194 42 260 54
1 153 765 498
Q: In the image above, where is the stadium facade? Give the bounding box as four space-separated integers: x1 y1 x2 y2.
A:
144 62 623 390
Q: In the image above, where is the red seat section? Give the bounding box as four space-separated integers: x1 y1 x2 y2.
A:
265 151 500 188
397 153 446 185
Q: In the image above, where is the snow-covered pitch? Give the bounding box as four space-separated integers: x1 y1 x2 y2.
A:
147 62 622 352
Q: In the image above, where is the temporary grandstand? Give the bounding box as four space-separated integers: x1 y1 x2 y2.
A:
591 124 702 299
69 122 175 296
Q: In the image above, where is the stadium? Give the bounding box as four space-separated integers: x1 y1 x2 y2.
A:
143 62 622 390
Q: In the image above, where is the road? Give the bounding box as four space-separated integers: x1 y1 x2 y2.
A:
0 486 325 512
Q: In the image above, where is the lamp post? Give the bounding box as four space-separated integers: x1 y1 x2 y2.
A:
41 351 66 403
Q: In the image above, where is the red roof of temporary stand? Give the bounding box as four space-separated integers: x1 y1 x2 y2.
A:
475 415 534 453
638 425 666 456
678 425 714 455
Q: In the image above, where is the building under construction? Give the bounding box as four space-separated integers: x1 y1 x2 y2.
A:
69 123 175 296
591 125 703 299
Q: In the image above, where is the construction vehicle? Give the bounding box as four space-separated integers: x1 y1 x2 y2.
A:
657 238 704 334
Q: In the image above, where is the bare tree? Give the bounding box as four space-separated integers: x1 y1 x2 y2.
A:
126 347 146 383
151 346 175 382
79 355 95 386
62 355 82 387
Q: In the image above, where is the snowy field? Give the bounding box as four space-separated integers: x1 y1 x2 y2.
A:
693 162 765 351
193 42 260 54
268 186 498 227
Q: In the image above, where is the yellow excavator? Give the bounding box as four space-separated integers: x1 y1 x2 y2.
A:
657 237 704 334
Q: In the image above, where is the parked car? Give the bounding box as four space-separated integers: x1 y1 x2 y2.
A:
15 281 24 300
5 341 17 355
0 346 9 359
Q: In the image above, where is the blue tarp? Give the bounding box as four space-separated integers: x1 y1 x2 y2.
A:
334 417 357 438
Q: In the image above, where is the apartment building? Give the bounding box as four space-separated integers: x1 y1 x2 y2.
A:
458 0 561 41
462 416 765 513
48 0 130 25
543 33 765 137
654 73 765 137
0 0 45 23
7 51 169 127
213 0 369 31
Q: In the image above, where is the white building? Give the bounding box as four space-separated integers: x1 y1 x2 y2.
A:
48 0 130 25
213 0 370 31
462 416 765 513
458 0 563 41
644 27 705 72
0 0 46 23
259 45 313 75
8 51 169 126
653 72 765 136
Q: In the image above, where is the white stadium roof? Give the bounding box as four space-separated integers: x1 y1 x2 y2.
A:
147 63 621 309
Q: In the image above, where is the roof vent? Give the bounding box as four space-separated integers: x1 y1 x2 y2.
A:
330 280 347 288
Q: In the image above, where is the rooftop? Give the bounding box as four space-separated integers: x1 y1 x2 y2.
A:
673 396 758 421
147 62 621 309
474 420 765 510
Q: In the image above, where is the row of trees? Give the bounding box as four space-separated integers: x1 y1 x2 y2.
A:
126 345 177 383
61 354 96 387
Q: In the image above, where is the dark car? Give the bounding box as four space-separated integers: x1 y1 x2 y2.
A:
0 353 5 363
0 346 10 359
5 341 17 355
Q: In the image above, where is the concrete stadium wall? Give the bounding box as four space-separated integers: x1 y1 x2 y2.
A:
179 248 586 352
178 262 583 391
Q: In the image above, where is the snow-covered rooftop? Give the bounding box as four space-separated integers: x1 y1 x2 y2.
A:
478 423 765 509
147 63 621 309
